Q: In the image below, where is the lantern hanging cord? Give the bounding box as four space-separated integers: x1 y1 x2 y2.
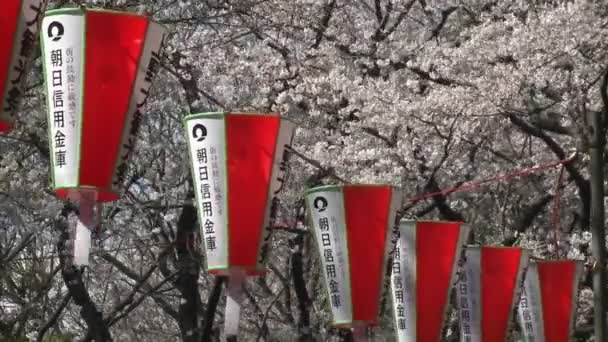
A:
6 155 577 263
551 163 566 258
286 144 576 202
407 153 577 204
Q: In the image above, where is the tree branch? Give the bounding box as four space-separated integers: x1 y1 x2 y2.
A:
311 0 337 49
506 112 590 228
174 204 203 342
56 205 112 342
36 293 71 342
101 252 179 321
200 277 224 342
291 235 313 341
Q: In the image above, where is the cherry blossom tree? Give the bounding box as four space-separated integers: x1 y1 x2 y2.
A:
1 0 607 340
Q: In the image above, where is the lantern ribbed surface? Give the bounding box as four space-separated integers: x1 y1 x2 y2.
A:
184 112 296 275
1 0 46 132
305 184 402 328
40 8 167 201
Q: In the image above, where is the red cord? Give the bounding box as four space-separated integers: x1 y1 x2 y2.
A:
407 156 575 203
551 165 566 258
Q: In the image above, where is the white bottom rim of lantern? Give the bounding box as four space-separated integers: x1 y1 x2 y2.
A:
225 270 247 339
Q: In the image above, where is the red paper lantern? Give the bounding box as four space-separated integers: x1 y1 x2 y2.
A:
0 0 47 132
184 112 296 338
305 185 402 331
40 8 166 265
517 260 583 342
184 112 296 274
41 8 166 201
458 246 529 342
391 220 469 342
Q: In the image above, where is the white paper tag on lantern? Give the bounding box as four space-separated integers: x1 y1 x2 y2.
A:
185 115 229 269
41 12 83 188
306 188 353 325
73 222 91 266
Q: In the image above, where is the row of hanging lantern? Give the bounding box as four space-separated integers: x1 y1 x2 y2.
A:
307 204 582 342
2 4 584 342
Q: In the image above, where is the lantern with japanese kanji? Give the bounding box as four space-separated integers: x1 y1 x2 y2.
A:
517 260 583 342
457 246 530 342
305 185 402 340
0 0 46 132
41 8 167 265
184 112 296 273
183 112 296 338
391 220 469 342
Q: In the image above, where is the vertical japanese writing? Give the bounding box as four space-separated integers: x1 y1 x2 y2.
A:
42 12 83 187
314 195 341 309
209 146 222 216
2 0 45 122
187 117 227 268
391 220 416 341
458 260 472 342
65 46 76 127
194 124 215 253
113 23 166 188
258 120 296 266
192 124 217 255
307 190 352 323
381 194 400 328
392 236 407 332
50 48 65 168
457 249 481 342
518 263 542 342
44 16 67 171
509 254 528 342
201 176 216 251
113 50 161 185
519 288 535 340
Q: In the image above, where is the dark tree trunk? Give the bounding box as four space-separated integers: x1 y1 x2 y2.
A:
201 277 224 342
175 204 203 342
56 203 112 342
291 235 313 342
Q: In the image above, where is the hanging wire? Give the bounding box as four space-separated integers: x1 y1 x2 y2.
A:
551 164 566 259
5 155 577 263
407 154 575 203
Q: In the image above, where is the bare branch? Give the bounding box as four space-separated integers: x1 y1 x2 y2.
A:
36 294 72 342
